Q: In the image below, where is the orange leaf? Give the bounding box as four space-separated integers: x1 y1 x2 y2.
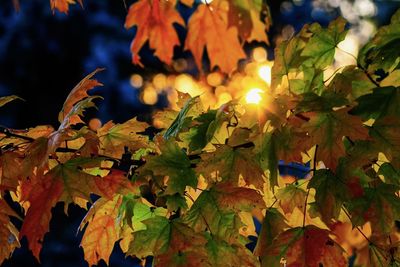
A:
19 157 126 259
185 4 246 73
0 199 20 265
267 225 348 267
58 68 104 124
80 195 122 266
50 0 83 14
125 0 184 65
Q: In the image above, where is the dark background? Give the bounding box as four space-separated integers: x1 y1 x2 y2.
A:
0 0 399 266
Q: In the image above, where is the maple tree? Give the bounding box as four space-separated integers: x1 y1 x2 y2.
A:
2 0 400 267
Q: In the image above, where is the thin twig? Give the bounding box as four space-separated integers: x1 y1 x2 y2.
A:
342 208 373 244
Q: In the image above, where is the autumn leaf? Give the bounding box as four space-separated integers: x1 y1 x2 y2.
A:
196 144 265 189
139 139 197 195
358 9 400 74
254 208 288 260
308 169 349 224
163 96 202 139
0 199 20 265
0 151 23 191
0 95 23 108
205 234 259 267
276 184 307 214
185 3 246 73
254 125 308 188
227 0 269 43
80 195 122 266
19 157 122 259
58 68 104 124
50 0 83 14
351 86 400 120
347 182 400 234
265 225 348 267
301 108 369 170
125 0 184 65
370 116 400 167
183 184 263 241
97 118 149 158
128 217 209 266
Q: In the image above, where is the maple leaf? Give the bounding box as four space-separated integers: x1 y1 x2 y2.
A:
125 0 184 65
163 96 202 139
183 184 263 241
370 116 400 167
254 125 309 188
276 184 307 214
205 234 259 267
139 139 197 195
185 3 246 73
347 182 400 234
0 199 20 265
308 169 349 224
80 195 122 266
266 225 348 267
254 208 288 260
50 0 83 14
0 95 23 108
301 108 369 170
196 144 265 189
359 9 400 74
118 193 167 232
378 163 400 187
58 68 103 124
97 118 149 158
271 37 305 91
0 151 23 192
128 217 209 266
301 17 348 69
19 157 124 259
351 86 400 120
227 0 269 43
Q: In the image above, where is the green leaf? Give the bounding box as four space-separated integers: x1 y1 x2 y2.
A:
276 184 307 214
254 126 308 188
378 163 400 186
186 110 217 152
164 96 202 139
271 37 305 90
205 235 259 267
129 218 209 266
184 188 244 241
370 116 400 168
196 144 265 189
128 216 171 258
301 17 347 69
142 140 197 195
347 182 400 234
351 86 400 120
254 208 288 260
359 9 400 75
308 169 349 224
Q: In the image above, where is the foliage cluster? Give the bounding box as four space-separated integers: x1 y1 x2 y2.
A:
1 1 400 266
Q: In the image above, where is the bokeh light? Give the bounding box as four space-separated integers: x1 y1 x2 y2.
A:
258 65 272 85
130 74 143 88
252 47 268 63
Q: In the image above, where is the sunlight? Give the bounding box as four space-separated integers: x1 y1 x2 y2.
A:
245 88 263 104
